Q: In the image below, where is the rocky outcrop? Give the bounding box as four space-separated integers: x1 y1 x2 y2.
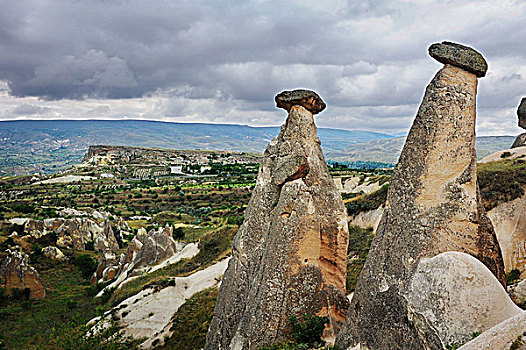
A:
42 246 67 261
133 228 177 269
206 90 349 350
336 43 505 350
518 98 526 129
405 252 520 347
55 218 119 251
89 258 229 349
487 192 526 275
459 312 526 350
511 133 526 148
0 248 46 299
348 206 384 232
92 250 119 284
478 147 526 163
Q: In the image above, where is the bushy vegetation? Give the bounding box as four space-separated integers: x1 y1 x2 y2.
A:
345 184 388 217
478 157 526 210
346 226 375 293
506 268 521 285
259 314 329 350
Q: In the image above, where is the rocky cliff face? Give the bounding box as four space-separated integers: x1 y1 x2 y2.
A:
0 248 46 299
335 42 505 350
205 90 349 350
487 191 526 276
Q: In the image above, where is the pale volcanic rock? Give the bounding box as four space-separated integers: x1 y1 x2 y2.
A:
206 90 349 350
348 206 384 232
133 228 177 269
136 227 148 243
336 46 505 350
275 89 326 114
487 192 526 275
518 98 526 129
42 246 67 261
0 248 46 299
406 252 521 347
428 41 488 77
458 312 526 350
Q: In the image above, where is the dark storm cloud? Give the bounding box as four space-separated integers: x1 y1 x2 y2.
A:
1 0 526 135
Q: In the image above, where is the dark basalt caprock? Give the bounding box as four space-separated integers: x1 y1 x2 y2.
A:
275 89 326 114
518 97 526 129
428 41 488 77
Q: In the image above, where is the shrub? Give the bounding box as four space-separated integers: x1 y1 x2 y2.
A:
74 254 98 280
288 313 328 346
500 151 512 158
173 227 185 240
506 269 521 285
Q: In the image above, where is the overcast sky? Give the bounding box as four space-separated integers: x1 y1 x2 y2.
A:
1 0 525 136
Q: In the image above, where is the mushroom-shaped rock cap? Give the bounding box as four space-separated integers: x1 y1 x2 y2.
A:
428 41 488 77
518 98 526 129
275 89 326 114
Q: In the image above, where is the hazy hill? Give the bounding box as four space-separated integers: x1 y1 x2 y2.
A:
0 119 516 175
0 119 394 175
326 135 516 164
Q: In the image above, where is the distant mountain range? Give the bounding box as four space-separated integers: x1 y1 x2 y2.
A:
0 119 516 175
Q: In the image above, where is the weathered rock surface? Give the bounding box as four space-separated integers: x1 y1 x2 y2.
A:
518 98 526 129
348 206 384 232
95 228 198 294
487 191 526 275
336 49 505 350
275 89 326 114
56 218 119 251
478 146 526 163
510 279 526 305
405 252 520 347
206 91 349 350
89 258 229 349
42 246 67 261
511 133 526 148
133 228 177 269
459 312 526 350
428 41 488 77
0 248 46 299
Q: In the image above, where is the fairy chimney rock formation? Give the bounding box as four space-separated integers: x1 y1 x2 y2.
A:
205 89 349 350
335 42 505 350
0 248 46 299
518 98 526 129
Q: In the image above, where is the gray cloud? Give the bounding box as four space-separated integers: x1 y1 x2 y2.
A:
0 0 525 136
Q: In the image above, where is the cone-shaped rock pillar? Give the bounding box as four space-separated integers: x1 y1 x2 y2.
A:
205 89 349 350
335 42 506 350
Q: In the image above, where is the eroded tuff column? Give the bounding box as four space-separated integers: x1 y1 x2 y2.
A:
335 42 506 350
205 90 349 350
511 98 526 148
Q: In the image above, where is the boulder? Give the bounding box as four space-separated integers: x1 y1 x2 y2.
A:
94 250 118 283
275 89 326 114
487 192 526 275
428 41 488 77
510 279 526 306
336 44 505 350
0 248 46 299
136 227 148 243
42 246 67 261
206 90 349 349
518 98 526 129
459 312 526 350
133 228 177 269
511 133 526 148
406 252 520 347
